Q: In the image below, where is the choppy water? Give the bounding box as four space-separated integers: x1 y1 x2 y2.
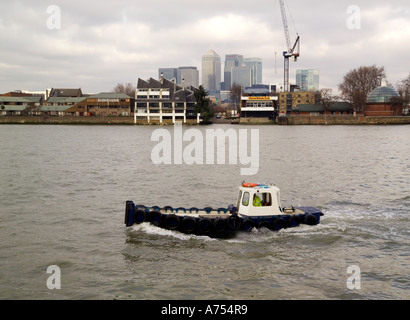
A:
0 124 408 300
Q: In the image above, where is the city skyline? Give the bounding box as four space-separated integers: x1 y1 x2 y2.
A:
1 1 409 95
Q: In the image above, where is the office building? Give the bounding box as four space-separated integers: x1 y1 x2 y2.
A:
244 58 262 85
158 67 199 88
224 55 262 90
158 68 178 83
296 69 319 92
178 67 199 88
202 49 221 93
224 54 244 90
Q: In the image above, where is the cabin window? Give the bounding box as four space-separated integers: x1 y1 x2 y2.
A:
242 192 250 206
253 192 272 207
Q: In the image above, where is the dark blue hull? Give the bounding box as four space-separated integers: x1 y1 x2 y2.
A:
125 201 324 238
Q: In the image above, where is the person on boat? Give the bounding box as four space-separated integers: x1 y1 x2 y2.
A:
253 194 262 207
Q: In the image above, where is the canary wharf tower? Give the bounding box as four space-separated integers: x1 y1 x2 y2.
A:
201 49 221 93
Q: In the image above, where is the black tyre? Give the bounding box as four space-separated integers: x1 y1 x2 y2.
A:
288 215 301 228
227 215 242 231
304 214 318 226
258 220 270 229
150 211 162 226
272 218 287 231
133 209 146 224
213 218 227 233
242 219 255 232
198 218 213 234
164 215 180 230
181 217 197 233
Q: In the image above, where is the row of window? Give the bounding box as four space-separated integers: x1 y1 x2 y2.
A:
136 103 195 109
245 102 274 108
238 191 273 208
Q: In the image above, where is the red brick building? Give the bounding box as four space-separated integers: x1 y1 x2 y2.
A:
364 83 403 116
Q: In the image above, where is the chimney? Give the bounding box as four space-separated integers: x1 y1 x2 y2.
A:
160 72 164 85
182 78 185 90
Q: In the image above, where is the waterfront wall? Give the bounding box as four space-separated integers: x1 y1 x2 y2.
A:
0 116 198 125
284 115 410 125
0 115 409 125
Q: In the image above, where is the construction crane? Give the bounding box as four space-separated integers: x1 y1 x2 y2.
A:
279 0 300 93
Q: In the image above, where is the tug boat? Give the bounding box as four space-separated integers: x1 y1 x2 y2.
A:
125 183 324 237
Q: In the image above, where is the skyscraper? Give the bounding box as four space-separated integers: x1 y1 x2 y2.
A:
224 54 244 90
159 67 199 88
202 49 221 92
296 69 319 91
158 68 178 83
178 67 199 88
244 58 262 85
223 55 262 90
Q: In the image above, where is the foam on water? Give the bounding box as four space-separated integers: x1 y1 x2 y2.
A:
131 222 216 242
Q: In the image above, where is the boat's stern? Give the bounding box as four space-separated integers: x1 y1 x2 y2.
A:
297 206 324 225
125 200 136 227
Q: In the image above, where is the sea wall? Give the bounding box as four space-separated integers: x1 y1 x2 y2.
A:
284 115 410 125
0 116 198 125
1 115 409 125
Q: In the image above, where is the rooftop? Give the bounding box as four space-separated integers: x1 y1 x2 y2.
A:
366 81 400 104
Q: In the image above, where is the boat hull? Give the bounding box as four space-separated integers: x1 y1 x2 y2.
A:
125 201 323 238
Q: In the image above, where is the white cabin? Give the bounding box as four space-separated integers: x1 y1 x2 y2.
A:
236 184 283 217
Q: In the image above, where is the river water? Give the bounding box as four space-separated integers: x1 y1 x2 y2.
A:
0 124 408 300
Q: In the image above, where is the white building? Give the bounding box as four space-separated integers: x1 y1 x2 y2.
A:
135 75 200 124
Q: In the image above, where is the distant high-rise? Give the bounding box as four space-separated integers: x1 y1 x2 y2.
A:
159 67 199 88
158 68 178 83
231 66 252 89
244 58 262 85
178 67 199 88
202 49 221 92
223 55 262 90
224 54 244 90
296 69 319 91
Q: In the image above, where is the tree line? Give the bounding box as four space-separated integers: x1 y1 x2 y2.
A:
338 65 409 112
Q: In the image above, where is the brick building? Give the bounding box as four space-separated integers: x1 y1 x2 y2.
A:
364 82 403 116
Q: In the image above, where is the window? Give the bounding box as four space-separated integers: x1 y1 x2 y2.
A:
252 192 272 207
242 192 250 206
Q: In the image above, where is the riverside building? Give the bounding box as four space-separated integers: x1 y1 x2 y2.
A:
134 75 200 124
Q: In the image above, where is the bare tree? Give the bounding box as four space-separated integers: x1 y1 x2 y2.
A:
396 73 410 106
338 65 385 112
319 88 334 112
230 83 242 108
112 83 136 97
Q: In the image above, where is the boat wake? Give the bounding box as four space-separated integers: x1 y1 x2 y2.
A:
132 222 216 242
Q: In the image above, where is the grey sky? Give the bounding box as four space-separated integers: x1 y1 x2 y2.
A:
1 0 409 94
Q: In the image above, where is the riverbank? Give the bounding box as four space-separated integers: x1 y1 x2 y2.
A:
0 115 409 125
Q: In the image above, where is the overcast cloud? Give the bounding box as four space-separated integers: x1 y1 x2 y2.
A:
1 0 409 95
